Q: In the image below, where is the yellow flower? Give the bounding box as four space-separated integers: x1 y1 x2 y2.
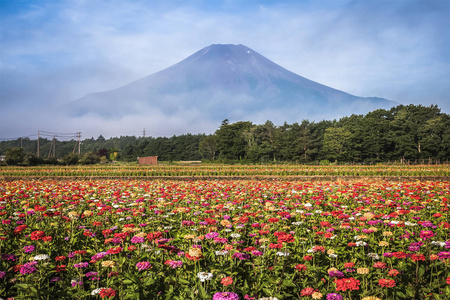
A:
382 231 393 237
83 210 93 216
327 267 338 273
357 268 369 274
312 292 323 299
184 234 196 240
101 260 116 267
188 248 202 258
221 220 231 226
327 249 335 255
378 241 389 247
361 297 382 300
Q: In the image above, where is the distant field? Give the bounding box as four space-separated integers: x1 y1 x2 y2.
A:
1 164 449 179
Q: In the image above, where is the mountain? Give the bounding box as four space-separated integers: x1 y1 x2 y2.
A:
69 44 396 124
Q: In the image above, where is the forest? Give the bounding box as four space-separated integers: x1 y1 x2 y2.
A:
1 104 449 165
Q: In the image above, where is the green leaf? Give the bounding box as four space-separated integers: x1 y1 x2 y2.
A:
198 284 207 299
15 283 31 290
282 279 296 288
123 279 133 285
178 279 190 285
418 266 425 278
396 291 407 298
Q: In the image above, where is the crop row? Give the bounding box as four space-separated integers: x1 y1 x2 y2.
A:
1 164 449 178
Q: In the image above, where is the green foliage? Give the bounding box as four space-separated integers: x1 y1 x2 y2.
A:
5 147 25 165
0 104 448 164
79 151 100 165
63 153 80 165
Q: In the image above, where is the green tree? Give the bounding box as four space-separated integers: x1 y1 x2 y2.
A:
199 135 218 160
63 153 80 165
5 147 25 165
79 152 100 165
322 127 352 162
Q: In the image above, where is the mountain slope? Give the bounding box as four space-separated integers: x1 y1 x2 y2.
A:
70 44 396 123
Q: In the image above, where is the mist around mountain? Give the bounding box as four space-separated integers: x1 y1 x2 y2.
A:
69 44 396 125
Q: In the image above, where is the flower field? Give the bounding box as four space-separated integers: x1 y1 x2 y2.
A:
0 164 449 179
0 179 449 299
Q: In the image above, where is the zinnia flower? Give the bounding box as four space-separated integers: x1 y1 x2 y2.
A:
213 292 239 300
221 276 233 286
136 261 151 271
334 277 360 291
99 288 116 298
378 278 396 287
326 293 343 300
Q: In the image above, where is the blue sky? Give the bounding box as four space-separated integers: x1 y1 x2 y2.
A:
1 0 449 138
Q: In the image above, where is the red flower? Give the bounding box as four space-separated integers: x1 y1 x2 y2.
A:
295 264 307 271
303 255 313 261
373 262 387 269
268 217 279 223
30 230 45 240
147 231 163 241
269 243 283 249
277 234 295 243
42 236 52 242
107 247 123 254
392 251 407 259
100 288 116 298
300 287 316 296
14 225 27 234
388 269 400 277
446 276 450 284
55 265 66 272
410 254 426 262
378 278 396 287
334 277 360 291
221 276 233 286
55 256 66 261
344 262 355 268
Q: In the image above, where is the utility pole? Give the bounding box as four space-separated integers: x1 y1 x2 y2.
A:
52 135 56 158
143 128 146 138
37 130 40 157
20 137 22 148
78 132 81 155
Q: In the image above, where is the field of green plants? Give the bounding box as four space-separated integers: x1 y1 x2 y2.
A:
0 174 449 299
1 164 449 178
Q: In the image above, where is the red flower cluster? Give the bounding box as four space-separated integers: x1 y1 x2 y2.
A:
294 264 307 271
335 277 360 291
100 288 116 298
378 278 396 287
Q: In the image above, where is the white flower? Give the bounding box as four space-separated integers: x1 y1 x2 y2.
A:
91 288 104 295
197 272 213 282
328 253 338 258
230 233 241 238
367 253 379 260
276 251 290 256
304 203 312 207
356 241 367 247
34 254 50 260
215 250 229 256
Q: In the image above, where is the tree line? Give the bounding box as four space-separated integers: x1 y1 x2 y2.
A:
1 104 449 165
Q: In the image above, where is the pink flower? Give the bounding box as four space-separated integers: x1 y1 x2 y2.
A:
136 261 151 271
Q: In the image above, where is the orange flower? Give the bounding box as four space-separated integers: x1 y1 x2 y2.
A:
221 276 233 286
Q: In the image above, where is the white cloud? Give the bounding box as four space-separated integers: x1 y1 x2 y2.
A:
1 0 449 139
